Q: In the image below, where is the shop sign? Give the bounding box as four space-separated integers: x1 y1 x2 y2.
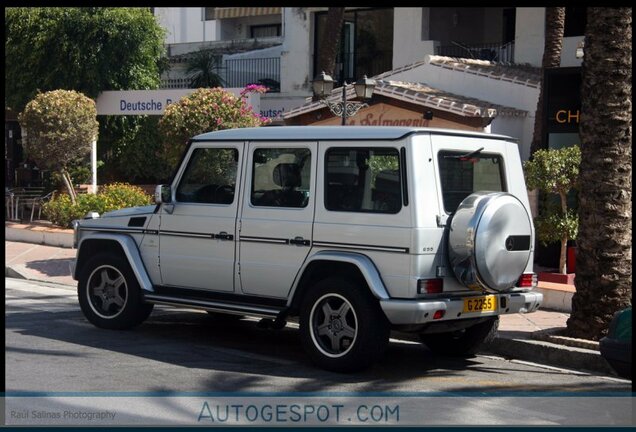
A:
96 89 258 116
545 68 581 134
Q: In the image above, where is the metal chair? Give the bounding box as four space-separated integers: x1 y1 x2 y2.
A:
28 191 55 222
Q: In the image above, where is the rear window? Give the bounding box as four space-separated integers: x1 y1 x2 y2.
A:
438 150 506 213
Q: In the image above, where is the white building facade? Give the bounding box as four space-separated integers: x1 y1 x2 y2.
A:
153 7 586 160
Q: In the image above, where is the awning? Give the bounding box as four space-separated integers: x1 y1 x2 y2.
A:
212 7 282 20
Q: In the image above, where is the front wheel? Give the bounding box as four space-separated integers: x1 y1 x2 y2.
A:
78 252 153 330
299 278 390 372
420 317 499 356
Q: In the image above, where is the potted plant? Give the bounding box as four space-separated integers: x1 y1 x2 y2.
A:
524 145 581 283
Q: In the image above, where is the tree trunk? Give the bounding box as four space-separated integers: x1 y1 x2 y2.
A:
317 8 345 77
559 236 568 275
566 8 632 340
558 190 568 274
529 7 565 157
61 168 77 205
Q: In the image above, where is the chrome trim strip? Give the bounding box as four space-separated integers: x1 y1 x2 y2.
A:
159 230 214 239
240 236 290 245
313 241 409 254
79 226 145 234
144 294 281 318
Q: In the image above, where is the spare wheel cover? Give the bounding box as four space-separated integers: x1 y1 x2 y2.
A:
448 192 532 291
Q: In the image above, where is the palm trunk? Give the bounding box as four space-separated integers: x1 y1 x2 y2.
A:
529 7 565 157
566 7 632 340
317 8 345 77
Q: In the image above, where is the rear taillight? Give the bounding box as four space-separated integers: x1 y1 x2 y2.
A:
417 278 443 294
518 273 537 288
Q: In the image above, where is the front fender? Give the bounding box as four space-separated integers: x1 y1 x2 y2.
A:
287 250 390 308
74 232 154 292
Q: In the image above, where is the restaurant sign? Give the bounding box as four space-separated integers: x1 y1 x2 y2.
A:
313 103 482 131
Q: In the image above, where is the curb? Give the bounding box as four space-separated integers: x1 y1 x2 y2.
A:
5 223 74 249
6 266 27 280
535 286 573 313
485 336 617 376
5 265 76 287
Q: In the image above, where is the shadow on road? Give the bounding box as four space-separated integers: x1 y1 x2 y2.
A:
25 258 74 277
6 305 630 394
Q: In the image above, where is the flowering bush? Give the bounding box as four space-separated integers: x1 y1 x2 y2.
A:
159 86 271 167
43 183 152 228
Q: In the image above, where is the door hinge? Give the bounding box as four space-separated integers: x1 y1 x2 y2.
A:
437 214 449 227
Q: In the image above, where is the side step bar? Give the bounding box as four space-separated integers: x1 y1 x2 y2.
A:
144 294 284 319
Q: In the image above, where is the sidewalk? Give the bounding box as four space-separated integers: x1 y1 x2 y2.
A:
4 239 619 377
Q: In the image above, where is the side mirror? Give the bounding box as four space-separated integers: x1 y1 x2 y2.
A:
155 184 172 204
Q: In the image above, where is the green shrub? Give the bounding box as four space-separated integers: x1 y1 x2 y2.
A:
43 183 152 227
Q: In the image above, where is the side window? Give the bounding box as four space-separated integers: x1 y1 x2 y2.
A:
325 147 402 214
251 148 312 208
176 148 238 204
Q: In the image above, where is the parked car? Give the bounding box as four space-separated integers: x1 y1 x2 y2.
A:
600 307 632 379
72 126 542 372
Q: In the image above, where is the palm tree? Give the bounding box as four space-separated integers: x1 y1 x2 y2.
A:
186 49 224 88
529 7 565 157
316 8 345 79
566 7 632 340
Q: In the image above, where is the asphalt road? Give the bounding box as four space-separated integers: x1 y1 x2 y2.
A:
5 278 633 426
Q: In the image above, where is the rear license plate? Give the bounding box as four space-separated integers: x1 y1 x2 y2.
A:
463 295 497 313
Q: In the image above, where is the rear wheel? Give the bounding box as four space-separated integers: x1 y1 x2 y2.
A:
299 278 390 372
420 317 499 356
78 252 153 330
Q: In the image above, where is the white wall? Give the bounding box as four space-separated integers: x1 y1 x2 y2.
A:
514 7 545 66
514 8 584 68
280 7 313 96
219 15 282 40
393 8 438 68
155 8 217 44
386 56 539 159
561 36 584 67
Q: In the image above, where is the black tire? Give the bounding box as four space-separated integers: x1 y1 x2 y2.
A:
420 317 499 356
78 252 153 330
299 277 390 372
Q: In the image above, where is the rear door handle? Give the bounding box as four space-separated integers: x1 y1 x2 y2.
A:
215 232 234 241
289 236 310 246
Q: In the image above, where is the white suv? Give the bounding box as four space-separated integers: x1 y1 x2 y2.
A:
73 126 542 372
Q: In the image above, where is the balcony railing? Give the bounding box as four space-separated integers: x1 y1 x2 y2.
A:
223 57 280 92
436 41 515 63
161 57 281 91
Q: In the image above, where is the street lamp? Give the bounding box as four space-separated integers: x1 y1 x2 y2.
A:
312 71 376 125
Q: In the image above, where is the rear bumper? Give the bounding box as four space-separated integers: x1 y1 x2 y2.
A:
380 291 543 325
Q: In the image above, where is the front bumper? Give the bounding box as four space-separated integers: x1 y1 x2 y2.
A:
380 291 543 325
